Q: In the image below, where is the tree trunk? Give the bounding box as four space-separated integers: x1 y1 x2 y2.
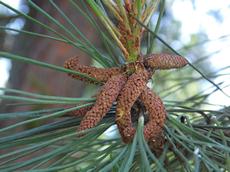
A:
9 1 100 97
0 1 101 126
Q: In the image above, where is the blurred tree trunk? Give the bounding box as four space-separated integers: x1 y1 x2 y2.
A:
0 0 101 129
9 1 100 98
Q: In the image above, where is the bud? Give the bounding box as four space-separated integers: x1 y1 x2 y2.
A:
144 54 188 70
64 57 123 83
140 88 166 141
116 69 149 143
79 74 127 131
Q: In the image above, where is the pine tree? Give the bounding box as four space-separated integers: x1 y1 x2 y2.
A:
0 1 229 171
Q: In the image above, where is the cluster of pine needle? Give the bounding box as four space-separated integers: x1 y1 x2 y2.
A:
0 0 229 171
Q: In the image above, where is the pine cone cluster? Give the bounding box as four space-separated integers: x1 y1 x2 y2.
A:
64 54 188 152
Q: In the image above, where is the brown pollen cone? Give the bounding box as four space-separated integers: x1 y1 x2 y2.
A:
116 69 149 143
64 57 123 84
140 88 166 141
78 74 127 131
148 132 166 156
144 54 188 70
